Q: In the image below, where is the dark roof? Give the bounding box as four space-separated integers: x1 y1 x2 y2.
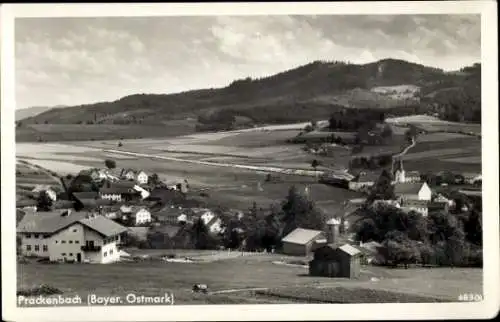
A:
17 210 88 234
354 172 380 182
79 215 128 237
17 211 127 237
394 182 426 195
151 224 181 238
402 200 429 207
100 187 134 195
73 191 99 201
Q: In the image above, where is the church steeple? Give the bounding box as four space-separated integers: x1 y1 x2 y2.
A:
393 159 406 183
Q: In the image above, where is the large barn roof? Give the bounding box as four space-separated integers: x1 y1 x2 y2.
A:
394 182 426 195
282 228 324 245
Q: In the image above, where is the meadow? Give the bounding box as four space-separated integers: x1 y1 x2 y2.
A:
17 255 482 305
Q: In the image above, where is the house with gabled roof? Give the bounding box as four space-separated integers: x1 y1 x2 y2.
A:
281 228 326 256
17 209 127 264
394 182 432 201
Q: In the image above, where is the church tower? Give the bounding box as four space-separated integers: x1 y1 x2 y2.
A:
393 159 406 183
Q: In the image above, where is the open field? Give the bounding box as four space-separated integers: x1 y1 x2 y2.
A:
16 120 197 142
17 255 482 304
385 114 481 135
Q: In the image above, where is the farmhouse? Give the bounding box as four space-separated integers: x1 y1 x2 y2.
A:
309 244 362 278
136 170 149 185
463 173 482 185
17 210 127 264
348 172 379 191
281 228 325 257
199 210 223 235
357 241 383 264
122 169 137 181
394 182 432 202
400 199 429 217
89 169 108 182
405 171 421 183
119 206 152 226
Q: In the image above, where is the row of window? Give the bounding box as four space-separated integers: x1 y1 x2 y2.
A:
25 234 50 239
103 249 114 257
103 235 120 244
55 240 80 244
61 252 79 257
26 245 48 252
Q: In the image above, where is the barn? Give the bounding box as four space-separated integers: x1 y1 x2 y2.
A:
281 228 325 257
309 244 361 278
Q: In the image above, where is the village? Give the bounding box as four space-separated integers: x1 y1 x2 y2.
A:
16 151 483 281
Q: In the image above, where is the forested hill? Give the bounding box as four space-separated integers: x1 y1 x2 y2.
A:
20 59 480 126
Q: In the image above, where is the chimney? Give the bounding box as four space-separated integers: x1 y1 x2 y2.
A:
326 217 341 245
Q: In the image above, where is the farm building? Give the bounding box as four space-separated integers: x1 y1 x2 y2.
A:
405 171 421 183
319 171 355 188
17 210 127 264
281 228 326 257
348 172 379 191
394 182 432 201
119 206 152 226
463 173 482 185
309 244 362 278
32 185 57 202
357 241 383 264
400 199 429 216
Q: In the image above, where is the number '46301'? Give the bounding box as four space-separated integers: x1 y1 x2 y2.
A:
458 293 483 302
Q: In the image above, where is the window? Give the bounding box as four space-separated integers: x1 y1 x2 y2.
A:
26 245 31 251
34 245 40 252
110 249 113 255
73 229 77 232
103 252 107 257
34 234 39 238
62 253 66 256
55 240 58 244
69 253 73 256
26 234 31 239
75 241 80 244
61 240 66 244
69 241 73 244
43 245 48 252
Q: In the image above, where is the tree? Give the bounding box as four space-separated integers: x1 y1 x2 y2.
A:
104 159 116 170
311 160 320 178
405 124 418 143
281 186 324 237
36 190 53 212
149 173 160 186
381 124 393 138
367 169 395 202
191 218 217 250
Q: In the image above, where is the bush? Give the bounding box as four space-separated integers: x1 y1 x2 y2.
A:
17 284 63 297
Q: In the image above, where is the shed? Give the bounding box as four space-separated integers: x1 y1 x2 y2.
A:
309 243 361 278
281 228 325 257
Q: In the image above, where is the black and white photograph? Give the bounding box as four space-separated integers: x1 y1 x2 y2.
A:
1 2 498 321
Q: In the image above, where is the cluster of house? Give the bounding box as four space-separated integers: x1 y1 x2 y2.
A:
16 165 196 264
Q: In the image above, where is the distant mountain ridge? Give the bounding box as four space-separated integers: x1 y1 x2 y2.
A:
16 105 67 121
19 59 480 127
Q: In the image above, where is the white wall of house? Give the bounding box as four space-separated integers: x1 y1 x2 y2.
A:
134 209 151 225
137 172 148 184
82 227 120 264
20 232 51 257
49 223 86 262
418 183 432 201
124 172 135 180
101 193 122 201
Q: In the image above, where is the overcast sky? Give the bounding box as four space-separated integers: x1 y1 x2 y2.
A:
15 15 480 110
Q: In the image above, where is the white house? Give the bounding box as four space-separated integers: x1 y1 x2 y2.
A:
394 182 432 201
122 169 136 181
119 206 152 226
136 171 148 185
133 184 150 200
199 210 223 235
16 210 127 264
32 185 57 202
89 169 108 182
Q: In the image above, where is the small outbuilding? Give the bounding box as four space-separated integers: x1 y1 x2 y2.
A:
309 243 361 278
281 228 325 257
